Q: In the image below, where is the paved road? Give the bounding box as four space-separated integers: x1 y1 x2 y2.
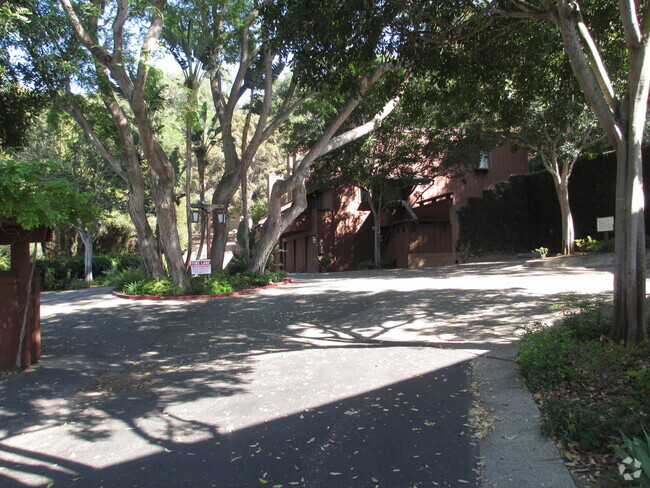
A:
0 262 615 487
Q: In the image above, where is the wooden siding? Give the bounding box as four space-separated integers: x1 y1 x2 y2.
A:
411 145 528 207
277 144 527 271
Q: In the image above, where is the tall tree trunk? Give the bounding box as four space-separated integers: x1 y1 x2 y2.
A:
364 188 382 268
209 169 240 272
242 163 251 262
62 90 165 279
127 188 164 279
196 149 208 260
130 77 187 288
78 227 97 282
185 124 193 266
611 110 647 344
553 180 575 255
251 181 308 273
148 165 187 288
373 211 381 269
554 1 649 344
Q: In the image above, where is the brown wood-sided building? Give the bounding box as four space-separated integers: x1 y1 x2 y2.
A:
272 145 528 273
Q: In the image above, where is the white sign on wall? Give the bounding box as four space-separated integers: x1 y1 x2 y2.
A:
191 259 211 275
596 217 614 233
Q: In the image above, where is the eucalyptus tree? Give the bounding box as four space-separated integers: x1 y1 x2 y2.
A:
21 113 126 280
157 0 408 273
244 0 418 272
4 1 169 280
57 0 191 287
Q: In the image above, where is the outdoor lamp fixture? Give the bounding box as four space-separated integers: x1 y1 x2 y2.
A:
191 210 201 223
190 202 227 223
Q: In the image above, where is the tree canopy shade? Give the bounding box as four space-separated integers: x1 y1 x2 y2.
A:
0 154 95 230
413 17 604 256
474 0 649 344
3 0 409 282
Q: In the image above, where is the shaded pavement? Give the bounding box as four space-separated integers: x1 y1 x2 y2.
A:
0 262 617 487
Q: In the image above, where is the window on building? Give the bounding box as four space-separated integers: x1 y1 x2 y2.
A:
476 152 490 170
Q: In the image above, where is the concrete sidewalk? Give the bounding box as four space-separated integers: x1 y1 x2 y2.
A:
0 262 617 487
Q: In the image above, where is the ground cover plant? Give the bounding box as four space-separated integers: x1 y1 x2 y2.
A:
35 254 143 290
111 269 289 297
517 294 650 487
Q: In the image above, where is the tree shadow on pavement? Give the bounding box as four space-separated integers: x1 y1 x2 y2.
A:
0 359 479 488
0 265 613 486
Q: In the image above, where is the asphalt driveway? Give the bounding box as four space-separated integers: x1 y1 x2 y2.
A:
0 261 616 487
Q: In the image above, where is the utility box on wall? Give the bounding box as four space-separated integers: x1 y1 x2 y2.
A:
0 218 51 369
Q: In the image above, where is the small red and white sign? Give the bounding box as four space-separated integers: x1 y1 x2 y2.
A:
191 259 211 275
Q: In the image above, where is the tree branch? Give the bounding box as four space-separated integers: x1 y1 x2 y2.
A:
113 0 129 64
58 0 112 64
556 0 622 146
320 95 401 156
573 6 617 110
62 90 128 183
134 0 166 99
619 0 643 47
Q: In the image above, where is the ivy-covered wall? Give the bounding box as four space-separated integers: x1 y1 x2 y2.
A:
457 150 650 257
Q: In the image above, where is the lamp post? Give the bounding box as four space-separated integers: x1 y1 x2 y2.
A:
190 202 226 257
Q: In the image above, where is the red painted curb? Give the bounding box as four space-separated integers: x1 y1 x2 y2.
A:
111 278 293 301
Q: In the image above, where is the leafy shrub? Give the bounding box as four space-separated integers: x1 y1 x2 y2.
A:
555 294 610 340
517 323 577 390
226 252 249 274
532 246 549 259
357 260 375 270
36 253 143 290
540 397 610 450
519 295 650 471
268 270 288 282
68 278 90 289
108 267 148 291
226 271 269 290
115 270 287 297
575 236 615 253
123 280 145 296
571 340 626 386
316 254 332 272
35 257 84 290
203 276 234 295
123 279 182 297
628 370 650 391
139 279 183 297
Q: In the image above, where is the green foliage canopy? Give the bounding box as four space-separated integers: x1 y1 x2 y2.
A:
0 153 95 229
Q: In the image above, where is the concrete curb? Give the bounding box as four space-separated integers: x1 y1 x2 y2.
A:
525 253 614 268
475 344 576 488
111 278 293 300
